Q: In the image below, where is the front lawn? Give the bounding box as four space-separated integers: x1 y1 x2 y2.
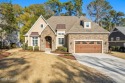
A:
111 51 125 59
0 49 115 83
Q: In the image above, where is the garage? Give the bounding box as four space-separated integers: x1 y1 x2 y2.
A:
75 41 102 53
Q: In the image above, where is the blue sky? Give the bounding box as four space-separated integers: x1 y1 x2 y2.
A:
11 0 125 14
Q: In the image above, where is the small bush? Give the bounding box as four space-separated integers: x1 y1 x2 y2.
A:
28 46 33 51
22 43 28 50
111 46 115 51
11 43 17 48
34 46 39 51
115 46 120 51
57 46 67 52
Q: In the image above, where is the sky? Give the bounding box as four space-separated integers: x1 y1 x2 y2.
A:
6 0 125 16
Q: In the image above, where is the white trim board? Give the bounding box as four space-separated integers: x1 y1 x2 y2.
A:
73 40 103 53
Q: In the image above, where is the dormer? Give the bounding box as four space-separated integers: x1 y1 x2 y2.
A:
84 22 91 29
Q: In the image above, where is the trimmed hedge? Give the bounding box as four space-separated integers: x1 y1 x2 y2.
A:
28 46 33 51
57 46 67 52
34 46 39 51
110 46 125 52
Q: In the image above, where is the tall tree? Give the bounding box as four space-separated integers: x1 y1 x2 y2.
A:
0 2 16 48
63 1 74 16
73 0 83 16
87 0 112 24
46 0 62 16
102 10 125 31
19 4 46 42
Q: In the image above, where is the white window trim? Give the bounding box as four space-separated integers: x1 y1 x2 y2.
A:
41 24 44 28
84 22 91 29
111 37 114 41
116 37 120 41
32 37 38 46
124 43 125 47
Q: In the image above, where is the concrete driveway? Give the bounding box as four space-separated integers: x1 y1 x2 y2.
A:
73 53 125 83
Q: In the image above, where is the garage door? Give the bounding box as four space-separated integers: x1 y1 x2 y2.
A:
75 41 102 53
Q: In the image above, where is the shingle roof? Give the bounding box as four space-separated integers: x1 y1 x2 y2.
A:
56 24 66 29
30 32 39 36
116 26 125 35
47 16 109 33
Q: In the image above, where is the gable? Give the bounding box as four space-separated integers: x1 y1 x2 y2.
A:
41 25 56 36
25 15 48 36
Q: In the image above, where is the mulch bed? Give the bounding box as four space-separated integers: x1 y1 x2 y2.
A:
0 52 11 60
19 50 45 52
58 54 76 60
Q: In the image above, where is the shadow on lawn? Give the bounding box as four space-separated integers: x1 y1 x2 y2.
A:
0 57 30 83
49 57 116 83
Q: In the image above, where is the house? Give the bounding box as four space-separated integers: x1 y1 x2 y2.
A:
25 15 109 53
109 27 125 50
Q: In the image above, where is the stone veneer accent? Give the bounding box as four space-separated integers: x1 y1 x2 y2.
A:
40 25 56 51
68 33 109 53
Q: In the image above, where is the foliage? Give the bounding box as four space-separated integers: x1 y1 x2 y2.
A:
19 4 46 42
102 10 125 31
46 0 62 15
10 43 17 48
34 46 39 51
28 46 33 51
87 0 112 24
22 43 28 50
57 46 67 52
110 46 115 51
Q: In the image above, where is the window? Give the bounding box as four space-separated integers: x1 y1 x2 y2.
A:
89 41 94 44
97 41 102 44
41 24 43 28
86 22 90 27
116 37 120 41
32 37 38 46
75 41 80 44
111 37 114 41
82 41 87 44
124 43 125 47
58 33 65 35
58 38 64 44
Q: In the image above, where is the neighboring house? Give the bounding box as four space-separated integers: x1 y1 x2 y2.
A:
109 26 125 48
25 15 109 53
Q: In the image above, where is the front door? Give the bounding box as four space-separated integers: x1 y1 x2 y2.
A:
45 36 52 48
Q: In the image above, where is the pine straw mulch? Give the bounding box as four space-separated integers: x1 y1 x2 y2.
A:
0 52 11 60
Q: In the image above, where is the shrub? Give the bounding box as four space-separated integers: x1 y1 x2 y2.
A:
34 46 39 51
111 46 115 51
57 46 67 52
28 46 33 51
115 46 120 51
22 43 28 50
0 41 2 49
11 43 17 48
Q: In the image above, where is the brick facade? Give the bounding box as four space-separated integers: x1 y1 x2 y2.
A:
67 33 109 53
40 25 56 51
